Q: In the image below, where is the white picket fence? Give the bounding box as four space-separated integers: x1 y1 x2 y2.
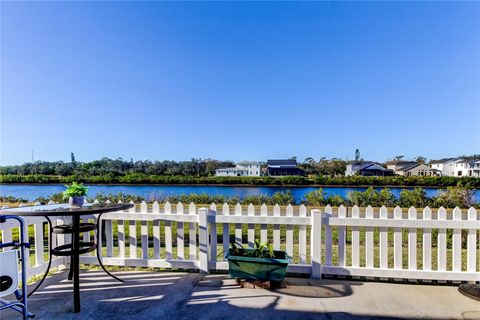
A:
1 201 479 282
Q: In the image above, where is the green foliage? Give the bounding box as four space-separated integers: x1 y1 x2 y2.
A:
87 192 146 203
0 195 29 203
431 187 476 208
378 188 397 207
304 188 326 206
63 182 88 198
2 173 479 188
347 187 396 207
270 191 294 205
0 158 235 177
324 194 346 207
399 188 428 208
230 239 275 258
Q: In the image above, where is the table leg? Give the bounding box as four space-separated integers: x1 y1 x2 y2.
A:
96 213 124 282
72 215 81 313
27 216 53 298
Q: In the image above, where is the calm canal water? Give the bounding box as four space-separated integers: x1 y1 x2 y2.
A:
1 184 478 202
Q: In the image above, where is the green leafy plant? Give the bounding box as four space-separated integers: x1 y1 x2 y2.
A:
63 182 88 198
230 239 275 258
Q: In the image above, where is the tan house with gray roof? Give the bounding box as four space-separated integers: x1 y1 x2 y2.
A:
395 163 438 176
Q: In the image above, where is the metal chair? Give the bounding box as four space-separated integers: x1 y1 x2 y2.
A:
0 215 34 319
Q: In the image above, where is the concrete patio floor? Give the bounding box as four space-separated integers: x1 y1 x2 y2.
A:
2 270 479 320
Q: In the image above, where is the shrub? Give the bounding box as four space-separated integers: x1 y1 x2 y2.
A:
325 194 346 207
399 187 429 208
431 187 476 208
270 191 295 205
304 188 326 206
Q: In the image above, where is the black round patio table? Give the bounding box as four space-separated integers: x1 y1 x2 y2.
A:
0 202 134 313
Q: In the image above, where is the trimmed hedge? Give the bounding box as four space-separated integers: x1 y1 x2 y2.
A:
1 174 479 188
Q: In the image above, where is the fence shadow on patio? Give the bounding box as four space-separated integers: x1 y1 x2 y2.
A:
195 274 361 299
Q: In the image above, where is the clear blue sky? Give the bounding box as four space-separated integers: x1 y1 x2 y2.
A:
1 1 479 165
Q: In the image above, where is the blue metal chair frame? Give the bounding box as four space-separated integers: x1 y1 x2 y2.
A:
0 215 35 319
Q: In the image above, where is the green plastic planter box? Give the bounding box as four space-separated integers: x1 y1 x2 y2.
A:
226 248 289 282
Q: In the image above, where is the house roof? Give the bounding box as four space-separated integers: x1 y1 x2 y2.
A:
390 161 417 168
396 163 420 172
267 159 297 167
361 163 390 172
429 158 459 165
237 161 260 166
350 162 376 171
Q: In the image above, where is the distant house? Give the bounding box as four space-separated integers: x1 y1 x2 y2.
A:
394 163 438 177
429 158 461 177
452 160 480 177
387 161 439 176
386 161 418 172
215 161 261 177
345 162 394 176
267 159 304 176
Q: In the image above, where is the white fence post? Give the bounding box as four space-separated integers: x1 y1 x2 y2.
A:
351 206 360 268
141 201 149 259
467 207 477 273
164 202 172 260
311 209 322 279
365 206 374 269
247 204 255 248
437 207 447 272
177 202 185 260
189 203 197 261
393 206 403 270
324 205 333 267
209 204 217 265
452 207 462 272
260 204 268 245
222 203 230 261
379 206 388 269
422 207 432 271
337 205 347 267
408 207 417 271
234 203 242 245
273 204 281 250
128 201 137 259
152 201 161 259
198 207 209 273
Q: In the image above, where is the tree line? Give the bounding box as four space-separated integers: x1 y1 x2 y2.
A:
0 157 351 177
0 158 236 177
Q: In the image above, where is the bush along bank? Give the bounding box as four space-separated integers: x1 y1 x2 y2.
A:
1 173 480 188
5 187 477 209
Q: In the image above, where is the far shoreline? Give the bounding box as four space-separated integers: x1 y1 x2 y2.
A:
0 182 462 189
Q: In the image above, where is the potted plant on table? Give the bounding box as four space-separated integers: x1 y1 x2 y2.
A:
226 239 289 283
63 182 88 207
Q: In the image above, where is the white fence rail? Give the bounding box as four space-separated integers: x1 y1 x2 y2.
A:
1 201 479 282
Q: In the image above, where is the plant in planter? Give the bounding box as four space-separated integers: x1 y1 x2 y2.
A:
226 239 289 282
63 182 88 207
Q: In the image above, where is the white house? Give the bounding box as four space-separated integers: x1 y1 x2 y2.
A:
215 161 261 177
429 158 460 176
452 160 480 177
429 158 480 177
